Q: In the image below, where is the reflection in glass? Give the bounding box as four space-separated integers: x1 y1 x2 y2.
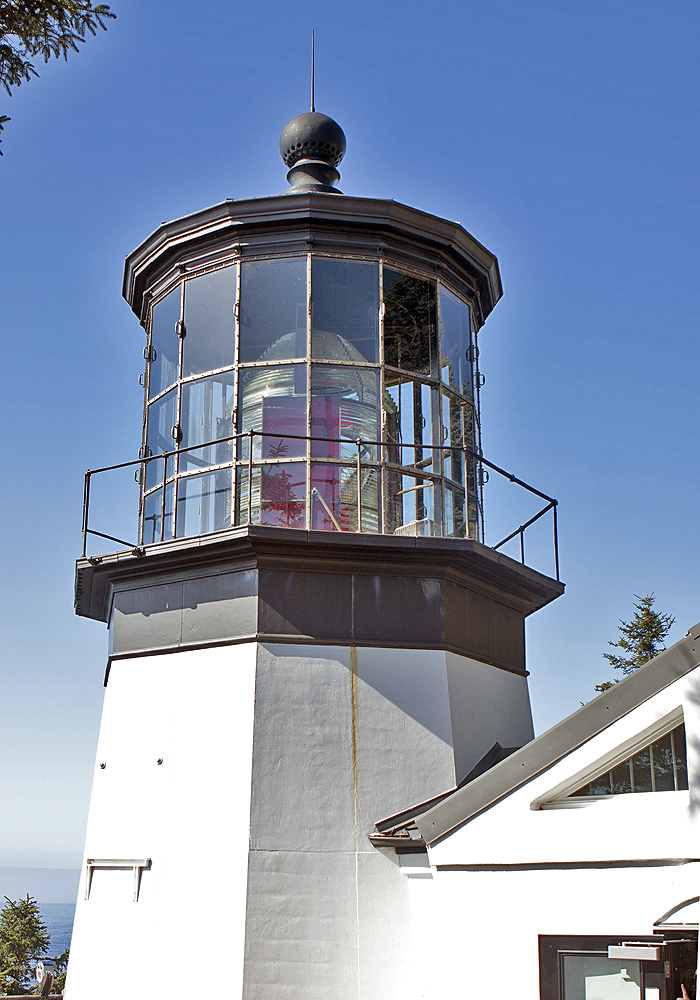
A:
311 258 379 362
311 364 379 461
145 389 178 491
239 258 307 363
384 268 436 377
182 266 236 377
149 288 180 398
441 392 464 484
180 374 236 473
439 286 472 397
260 462 306 528
385 377 434 471
569 722 688 797
175 470 232 537
310 463 379 533
562 954 641 1000
386 471 435 535
143 483 174 544
444 485 466 537
238 365 306 460
630 747 653 793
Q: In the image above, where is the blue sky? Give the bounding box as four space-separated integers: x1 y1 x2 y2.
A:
1 0 698 876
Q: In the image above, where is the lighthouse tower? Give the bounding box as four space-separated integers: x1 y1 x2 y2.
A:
66 111 563 1000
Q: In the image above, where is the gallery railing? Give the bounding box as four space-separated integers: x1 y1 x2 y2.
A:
81 430 559 581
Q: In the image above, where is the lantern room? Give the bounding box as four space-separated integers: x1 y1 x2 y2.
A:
126 112 500 549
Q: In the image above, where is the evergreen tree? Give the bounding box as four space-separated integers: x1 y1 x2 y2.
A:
0 0 115 152
595 594 675 693
0 895 50 994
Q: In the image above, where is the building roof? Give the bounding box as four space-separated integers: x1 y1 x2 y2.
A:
377 622 700 847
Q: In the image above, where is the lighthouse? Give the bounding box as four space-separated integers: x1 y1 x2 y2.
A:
66 110 563 1000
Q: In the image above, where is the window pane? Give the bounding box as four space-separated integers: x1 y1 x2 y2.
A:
385 376 435 472
182 266 236 377
630 747 652 792
672 723 688 790
310 464 355 532
384 268 436 377
444 485 466 538
650 732 675 792
311 364 379 461
239 258 307 363
311 258 379 363
439 286 473 398
149 288 180 398
609 762 632 795
562 954 640 1000
175 470 232 537
238 365 306 460
179 374 236 473
441 391 464 484
386 470 435 535
142 483 173 544
259 462 306 528
145 389 178 491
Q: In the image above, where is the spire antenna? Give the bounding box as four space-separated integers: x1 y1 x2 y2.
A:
310 29 315 113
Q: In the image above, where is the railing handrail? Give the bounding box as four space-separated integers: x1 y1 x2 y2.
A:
81 430 559 580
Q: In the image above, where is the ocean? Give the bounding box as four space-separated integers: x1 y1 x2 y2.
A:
38 903 76 958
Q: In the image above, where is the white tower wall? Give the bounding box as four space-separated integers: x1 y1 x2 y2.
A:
65 640 533 1000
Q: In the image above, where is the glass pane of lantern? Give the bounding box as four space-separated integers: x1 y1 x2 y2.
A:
311 364 379 461
441 391 464 485
142 483 174 544
179 373 236 473
386 470 435 536
238 365 306 460
182 266 236 377
384 376 435 471
239 258 307 363
311 258 379 363
439 286 473 398
145 388 178 491
383 268 437 377
310 464 354 532
444 485 466 537
259 462 306 529
175 469 233 538
149 287 180 398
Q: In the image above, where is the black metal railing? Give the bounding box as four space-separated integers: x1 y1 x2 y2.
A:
81 431 559 581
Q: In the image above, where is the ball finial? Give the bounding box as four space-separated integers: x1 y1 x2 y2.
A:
279 112 346 195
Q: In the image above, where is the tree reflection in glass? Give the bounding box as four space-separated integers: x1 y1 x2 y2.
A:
384 269 436 377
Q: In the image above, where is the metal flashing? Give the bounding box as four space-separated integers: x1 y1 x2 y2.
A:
75 526 562 669
414 623 700 844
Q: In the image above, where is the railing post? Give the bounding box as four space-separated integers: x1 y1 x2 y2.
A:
82 471 91 558
553 502 560 581
356 438 362 533
248 429 254 524
520 527 525 564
